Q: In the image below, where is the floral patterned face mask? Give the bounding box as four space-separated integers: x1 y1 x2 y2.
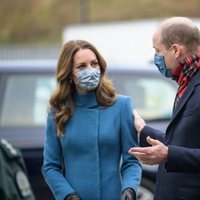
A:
75 68 101 91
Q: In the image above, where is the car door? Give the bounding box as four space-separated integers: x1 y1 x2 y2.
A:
0 70 56 200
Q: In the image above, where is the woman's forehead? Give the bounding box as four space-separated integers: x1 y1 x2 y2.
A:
73 49 97 65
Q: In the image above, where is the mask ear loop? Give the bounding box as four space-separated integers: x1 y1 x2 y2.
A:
69 72 74 84
163 45 177 69
169 57 177 70
168 45 179 70
163 45 173 57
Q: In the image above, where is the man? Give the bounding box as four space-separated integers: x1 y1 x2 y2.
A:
129 17 200 200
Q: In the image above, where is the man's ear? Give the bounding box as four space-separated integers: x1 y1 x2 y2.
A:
173 43 183 58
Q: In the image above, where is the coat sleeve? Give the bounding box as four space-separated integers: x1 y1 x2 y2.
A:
120 96 142 193
166 145 200 172
41 111 75 200
140 126 165 147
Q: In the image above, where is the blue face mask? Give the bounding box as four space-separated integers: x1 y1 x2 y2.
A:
154 54 172 78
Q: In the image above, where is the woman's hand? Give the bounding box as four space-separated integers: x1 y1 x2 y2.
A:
120 188 136 200
64 193 80 200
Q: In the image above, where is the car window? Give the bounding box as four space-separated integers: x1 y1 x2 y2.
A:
0 70 177 127
109 72 177 120
0 74 55 127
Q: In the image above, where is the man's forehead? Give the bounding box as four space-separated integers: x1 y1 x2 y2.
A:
152 30 161 43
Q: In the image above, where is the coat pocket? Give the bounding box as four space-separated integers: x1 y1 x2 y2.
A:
178 185 200 200
182 107 200 117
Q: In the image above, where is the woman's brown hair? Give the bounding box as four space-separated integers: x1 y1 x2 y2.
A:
49 40 116 136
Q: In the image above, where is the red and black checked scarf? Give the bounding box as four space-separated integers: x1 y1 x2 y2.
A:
172 52 200 108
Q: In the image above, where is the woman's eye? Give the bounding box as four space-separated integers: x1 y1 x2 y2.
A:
78 65 85 69
92 62 99 67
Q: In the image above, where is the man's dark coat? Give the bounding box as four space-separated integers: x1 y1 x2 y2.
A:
140 70 200 200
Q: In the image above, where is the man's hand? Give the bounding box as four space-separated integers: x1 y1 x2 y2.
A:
128 136 168 165
133 109 146 135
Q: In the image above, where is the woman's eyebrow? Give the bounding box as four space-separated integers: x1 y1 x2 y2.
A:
74 62 85 67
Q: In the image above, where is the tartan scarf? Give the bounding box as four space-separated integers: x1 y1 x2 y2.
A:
173 52 200 108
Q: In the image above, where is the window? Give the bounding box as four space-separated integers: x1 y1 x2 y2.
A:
110 72 177 120
0 70 177 126
0 74 55 127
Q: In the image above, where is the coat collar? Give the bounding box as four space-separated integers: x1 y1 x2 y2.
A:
74 91 98 108
165 70 200 143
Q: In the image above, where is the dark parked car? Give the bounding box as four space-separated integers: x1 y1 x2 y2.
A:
0 60 177 200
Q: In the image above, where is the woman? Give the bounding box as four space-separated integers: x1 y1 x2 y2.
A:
41 40 142 200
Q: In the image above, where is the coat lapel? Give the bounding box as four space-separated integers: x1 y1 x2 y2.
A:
165 71 200 144
171 84 194 121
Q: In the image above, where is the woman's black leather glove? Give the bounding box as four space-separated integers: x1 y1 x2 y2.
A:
120 188 136 200
64 193 80 200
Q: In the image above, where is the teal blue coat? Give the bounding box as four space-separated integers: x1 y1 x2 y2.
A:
42 92 142 200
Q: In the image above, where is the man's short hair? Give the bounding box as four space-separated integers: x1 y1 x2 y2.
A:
160 17 200 51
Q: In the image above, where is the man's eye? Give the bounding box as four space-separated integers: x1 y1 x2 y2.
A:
156 49 161 54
